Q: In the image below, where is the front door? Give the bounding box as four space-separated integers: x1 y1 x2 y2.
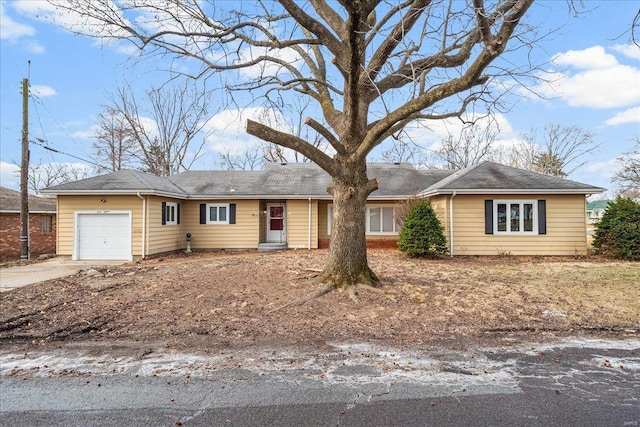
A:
267 204 286 243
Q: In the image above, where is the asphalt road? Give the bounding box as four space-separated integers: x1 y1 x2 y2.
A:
1 338 638 426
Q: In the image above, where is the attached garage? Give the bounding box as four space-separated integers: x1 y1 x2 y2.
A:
74 211 132 261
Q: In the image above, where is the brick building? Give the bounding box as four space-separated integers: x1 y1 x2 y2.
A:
0 187 56 261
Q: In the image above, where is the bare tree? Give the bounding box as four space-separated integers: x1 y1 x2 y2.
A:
50 0 541 292
520 124 599 177
379 135 429 168
432 122 498 169
489 139 539 170
614 139 640 193
92 108 138 173
217 147 264 171
18 161 92 194
112 80 212 177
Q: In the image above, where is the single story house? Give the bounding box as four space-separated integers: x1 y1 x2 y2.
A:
0 186 57 260
40 161 604 260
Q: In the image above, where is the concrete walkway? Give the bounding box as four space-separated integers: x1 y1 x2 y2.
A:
0 258 126 292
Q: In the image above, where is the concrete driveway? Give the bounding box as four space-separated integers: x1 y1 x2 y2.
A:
0 258 127 292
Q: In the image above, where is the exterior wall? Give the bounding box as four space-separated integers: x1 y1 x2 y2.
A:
446 194 588 256
56 195 144 258
428 195 450 250
285 199 318 249
318 200 400 249
0 212 56 260
146 196 186 256
182 199 259 249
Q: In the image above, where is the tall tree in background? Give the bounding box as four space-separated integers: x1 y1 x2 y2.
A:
614 139 640 195
92 108 137 173
18 161 91 194
433 122 498 169
51 0 539 291
112 80 212 177
521 123 598 178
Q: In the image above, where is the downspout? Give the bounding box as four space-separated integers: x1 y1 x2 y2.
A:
137 192 146 259
449 191 456 257
308 197 312 250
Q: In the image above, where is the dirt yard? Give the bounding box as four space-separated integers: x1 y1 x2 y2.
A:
1 250 638 353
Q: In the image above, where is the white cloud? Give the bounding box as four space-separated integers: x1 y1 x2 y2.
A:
400 112 515 148
0 3 35 40
583 157 617 181
202 107 290 155
30 84 56 98
552 46 618 70
0 162 20 191
531 46 640 109
23 40 44 54
611 44 640 61
605 106 640 126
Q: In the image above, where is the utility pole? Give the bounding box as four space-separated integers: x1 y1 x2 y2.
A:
20 77 30 261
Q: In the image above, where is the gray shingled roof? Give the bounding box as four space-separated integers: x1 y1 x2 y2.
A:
169 162 451 198
0 187 56 212
40 161 604 199
41 170 187 197
419 161 605 195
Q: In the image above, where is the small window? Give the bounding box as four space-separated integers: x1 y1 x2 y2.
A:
207 204 229 224
493 200 538 234
165 202 178 226
41 215 53 234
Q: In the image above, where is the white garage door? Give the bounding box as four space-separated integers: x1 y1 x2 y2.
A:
76 213 132 260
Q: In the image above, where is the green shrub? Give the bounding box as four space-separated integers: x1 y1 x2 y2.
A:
398 199 447 258
593 197 640 260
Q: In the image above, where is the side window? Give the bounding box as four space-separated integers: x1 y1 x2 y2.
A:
163 202 178 226
41 215 53 234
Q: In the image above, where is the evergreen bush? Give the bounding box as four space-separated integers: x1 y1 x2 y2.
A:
593 197 640 260
398 199 447 258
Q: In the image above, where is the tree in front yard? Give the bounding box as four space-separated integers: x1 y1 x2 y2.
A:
593 198 640 261
399 200 447 258
48 0 542 294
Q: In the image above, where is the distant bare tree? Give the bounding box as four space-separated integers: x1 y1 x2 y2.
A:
218 147 263 171
614 139 640 193
113 80 212 176
92 108 138 173
521 124 599 177
18 161 92 194
489 139 538 170
432 122 498 169
379 136 429 168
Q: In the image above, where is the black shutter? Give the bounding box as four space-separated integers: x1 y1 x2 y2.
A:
229 203 236 224
484 200 493 234
177 203 180 225
538 200 546 235
161 202 167 225
200 204 206 224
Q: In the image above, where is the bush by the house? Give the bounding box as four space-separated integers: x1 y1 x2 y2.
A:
593 197 640 260
398 199 447 258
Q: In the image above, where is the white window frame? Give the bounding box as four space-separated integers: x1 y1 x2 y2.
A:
206 203 230 225
165 202 178 226
327 204 398 235
493 199 538 235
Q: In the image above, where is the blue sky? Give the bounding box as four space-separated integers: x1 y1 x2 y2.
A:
1 1 639 197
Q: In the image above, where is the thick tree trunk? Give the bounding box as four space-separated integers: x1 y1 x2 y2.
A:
322 161 379 288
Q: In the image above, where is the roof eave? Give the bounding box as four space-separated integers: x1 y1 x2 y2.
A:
40 189 188 199
419 187 606 196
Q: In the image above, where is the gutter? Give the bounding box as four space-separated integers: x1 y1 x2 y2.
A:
137 192 146 259
449 191 456 257
308 197 312 250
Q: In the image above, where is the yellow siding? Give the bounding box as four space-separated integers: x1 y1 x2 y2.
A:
447 194 588 256
318 200 400 243
428 195 450 249
146 196 185 256
286 199 319 249
56 195 144 257
181 200 259 249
